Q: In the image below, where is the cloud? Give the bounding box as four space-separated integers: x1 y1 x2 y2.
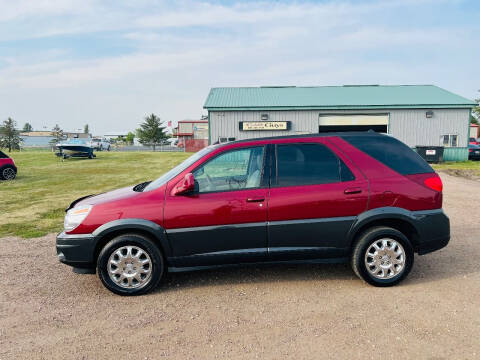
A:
0 0 96 22
0 0 478 134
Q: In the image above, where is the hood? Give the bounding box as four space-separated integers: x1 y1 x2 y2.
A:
74 186 138 207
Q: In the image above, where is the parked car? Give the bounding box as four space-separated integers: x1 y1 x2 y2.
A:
469 144 480 160
57 132 450 295
0 151 17 180
469 137 479 145
91 138 110 151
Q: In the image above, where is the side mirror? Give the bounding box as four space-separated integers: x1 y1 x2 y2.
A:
172 173 195 196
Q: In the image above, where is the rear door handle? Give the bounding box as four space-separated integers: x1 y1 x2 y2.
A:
246 197 265 202
344 188 362 195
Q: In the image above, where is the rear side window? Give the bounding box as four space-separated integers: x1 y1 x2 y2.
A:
342 135 433 175
0 151 8 158
275 143 354 187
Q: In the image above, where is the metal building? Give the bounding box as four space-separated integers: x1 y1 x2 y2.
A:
203 85 477 161
173 119 209 152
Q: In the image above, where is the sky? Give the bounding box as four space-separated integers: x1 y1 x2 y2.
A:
0 0 479 135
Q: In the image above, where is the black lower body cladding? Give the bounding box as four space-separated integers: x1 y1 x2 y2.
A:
56 232 96 269
413 209 450 255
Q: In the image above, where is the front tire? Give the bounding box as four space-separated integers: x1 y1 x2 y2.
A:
0 165 16 180
351 226 414 287
97 234 164 295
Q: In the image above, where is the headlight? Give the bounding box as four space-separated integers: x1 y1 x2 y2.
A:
64 205 92 232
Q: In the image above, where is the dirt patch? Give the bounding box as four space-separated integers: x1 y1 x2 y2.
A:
438 168 480 181
1 173 479 359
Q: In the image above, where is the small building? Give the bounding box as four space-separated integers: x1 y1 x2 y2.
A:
103 132 128 141
64 132 90 139
173 120 208 152
204 85 478 161
470 124 479 140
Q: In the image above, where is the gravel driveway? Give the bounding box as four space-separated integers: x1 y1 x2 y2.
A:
1 173 479 359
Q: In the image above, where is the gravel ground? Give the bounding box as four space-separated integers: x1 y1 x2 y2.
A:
1 173 479 359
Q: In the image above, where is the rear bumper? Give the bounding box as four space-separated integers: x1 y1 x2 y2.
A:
413 210 450 255
56 232 96 270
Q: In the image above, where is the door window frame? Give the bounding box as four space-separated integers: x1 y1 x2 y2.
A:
190 145 269 194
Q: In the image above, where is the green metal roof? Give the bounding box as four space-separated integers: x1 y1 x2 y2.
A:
204 85 477 110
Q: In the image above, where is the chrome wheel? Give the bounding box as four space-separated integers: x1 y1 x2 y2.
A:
107 246 152 289
2 167 16 180
364 238 405 279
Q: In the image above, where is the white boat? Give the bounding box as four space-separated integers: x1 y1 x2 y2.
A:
56 138 95 159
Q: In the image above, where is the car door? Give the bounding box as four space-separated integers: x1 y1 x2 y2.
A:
164 145 269 266
267 139 369 261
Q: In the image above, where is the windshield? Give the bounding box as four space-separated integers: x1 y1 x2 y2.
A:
143 145 218 192
64 138 90 145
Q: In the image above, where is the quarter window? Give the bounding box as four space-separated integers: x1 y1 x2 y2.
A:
275 143 354 187
343 135 433 175
193 147 265 193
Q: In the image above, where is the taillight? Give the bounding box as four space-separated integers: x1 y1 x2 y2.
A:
424 176 443 192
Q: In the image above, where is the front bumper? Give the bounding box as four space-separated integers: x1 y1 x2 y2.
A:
56 231 96 270
413 210 450 255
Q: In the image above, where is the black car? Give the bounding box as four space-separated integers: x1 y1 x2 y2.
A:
469 144 480 160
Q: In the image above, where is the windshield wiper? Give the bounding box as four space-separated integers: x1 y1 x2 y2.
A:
133 181 152 192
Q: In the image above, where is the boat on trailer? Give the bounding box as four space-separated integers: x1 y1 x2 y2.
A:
56 138 96 159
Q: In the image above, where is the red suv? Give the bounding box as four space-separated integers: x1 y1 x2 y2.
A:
0 151 17 180
57 132 450 295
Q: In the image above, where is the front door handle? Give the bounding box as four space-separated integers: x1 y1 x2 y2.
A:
344 188 362 195
246 197 265 202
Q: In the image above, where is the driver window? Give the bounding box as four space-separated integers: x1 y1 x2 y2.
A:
193 146 265 193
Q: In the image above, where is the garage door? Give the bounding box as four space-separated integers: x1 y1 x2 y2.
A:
319 114 388 133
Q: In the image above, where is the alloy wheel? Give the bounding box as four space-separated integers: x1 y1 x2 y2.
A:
364 238 405 279
107 246 152 289
2 167 16 180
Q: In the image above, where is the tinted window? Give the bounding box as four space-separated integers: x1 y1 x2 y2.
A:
0 151 8 158
275 143 354 186
342 135 433 175
193 146 265 193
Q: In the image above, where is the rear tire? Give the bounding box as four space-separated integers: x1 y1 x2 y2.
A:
351 226 414 287
97 234 164 295
0 165 16 180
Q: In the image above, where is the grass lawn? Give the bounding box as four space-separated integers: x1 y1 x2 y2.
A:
0 151 190 238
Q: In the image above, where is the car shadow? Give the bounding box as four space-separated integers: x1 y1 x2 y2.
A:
154 262 356 294
151 237 479 293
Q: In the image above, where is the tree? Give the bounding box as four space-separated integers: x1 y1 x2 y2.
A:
50 124 64 145
126 131 135 145
472 97 480 124
0 117 22 152
136 114 167 151
84 124 89 134
23 123 33 132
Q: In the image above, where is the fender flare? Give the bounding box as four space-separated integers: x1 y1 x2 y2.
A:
0 164 17 172
92 218 172 257
347 207 422 245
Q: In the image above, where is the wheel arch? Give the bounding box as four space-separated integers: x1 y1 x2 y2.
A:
348 208 421 251
92 219 172 265
0 163 17 172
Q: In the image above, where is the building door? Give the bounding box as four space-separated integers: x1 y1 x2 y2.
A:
319 114 388 133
